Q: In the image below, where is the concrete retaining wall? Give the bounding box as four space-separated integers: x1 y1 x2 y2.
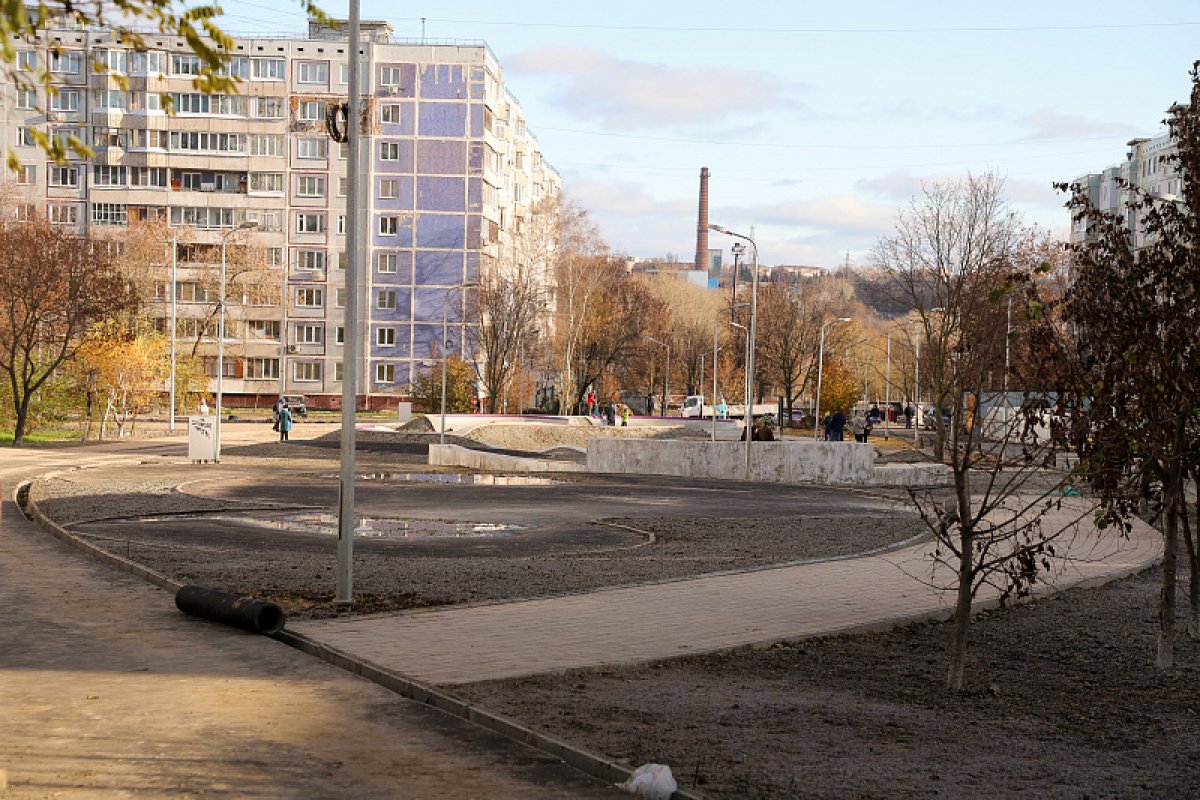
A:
587 440 879 485
428 444 586 473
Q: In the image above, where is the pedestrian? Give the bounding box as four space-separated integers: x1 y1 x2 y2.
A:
904 404 914 429
852 410 868 443
198 397 209 415
829 408 847 442
277 403 293 442
272 396 284 432
586 388 597 417
605 399 617 426
716 398 728 419
646 394 655 416
621 406 630 426
821 411 831 440
755 415 775 441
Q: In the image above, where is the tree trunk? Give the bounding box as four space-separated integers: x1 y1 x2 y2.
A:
1157 466 1182 670
1181 497 1199 634
11 397 30 446
946 529 974 691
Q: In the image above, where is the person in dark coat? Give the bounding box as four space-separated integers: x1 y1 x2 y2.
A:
605 400 617 426
829 409 847 442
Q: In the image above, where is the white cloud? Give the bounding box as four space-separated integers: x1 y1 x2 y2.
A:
1017 108 1136 142
508 47 804 129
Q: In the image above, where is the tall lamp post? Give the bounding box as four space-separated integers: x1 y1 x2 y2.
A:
813 317 851 440
440 281 478 444
709 224 758 481
214 220 259 461
168 232 177 432
646 336 670 416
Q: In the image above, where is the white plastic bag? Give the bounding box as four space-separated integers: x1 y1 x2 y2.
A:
617 763 677 800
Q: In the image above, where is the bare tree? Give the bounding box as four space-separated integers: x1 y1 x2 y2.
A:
0 217 138 445
873 174 1080 690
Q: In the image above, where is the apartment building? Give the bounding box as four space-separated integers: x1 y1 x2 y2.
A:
1 15 559 408
1069 132 1178 248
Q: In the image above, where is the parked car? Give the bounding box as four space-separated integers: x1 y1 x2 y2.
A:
281 394 308 418
922 407 953 430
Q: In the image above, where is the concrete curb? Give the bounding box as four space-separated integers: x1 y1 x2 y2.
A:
429 443 587 473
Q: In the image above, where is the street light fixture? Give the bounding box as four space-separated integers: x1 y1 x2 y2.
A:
814 317 852 440
441 282 478 444
214 220 259 461
646 336 670 416
709 224 759 480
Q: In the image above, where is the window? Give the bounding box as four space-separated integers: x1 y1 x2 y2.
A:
92 127 128 149
49 89 79 112
243 209 283 232
339 143 349 160
334 289 346 307
336 215 345 234
376 363 396 384
171 54 203 75
130 167 166 187
296 250 326 271
380 141 400 160
252 58 285 80
49 165 79 187
379 178 398 198
296 175 326 197
294 362 322 382
49 204 79 225
380 66 403 85
130 129 167 149
246 320 281 339
296 288 324 307
92 165 127 186
297 61 328 84
377 289 397 310
297 138 327 159
220 57 249 79
169 206 234 229
249 172 283 194
338 177 348 197
16 128 34 147
296 324 323 344
377 253 397 273
267 247 284 267
339 64 349 84
15 88 36 109
50 51 82 74
96 49 127 74
91 203 128 226
298 100 322 121
169 131 245 153
296 213 325 234
15 165 35 185
254 96 284 119
17 51 36 71
245 358 279 379
334 327 345 345
337 251 347 270
379 216 398 235
129 50 166 75
93 89 128 110
250 135 284 157
376 327 395 346
334 361 344 381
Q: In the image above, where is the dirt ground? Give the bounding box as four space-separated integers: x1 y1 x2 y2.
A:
28 423 1197 799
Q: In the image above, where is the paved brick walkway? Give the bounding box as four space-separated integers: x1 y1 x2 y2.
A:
293 498 1162 685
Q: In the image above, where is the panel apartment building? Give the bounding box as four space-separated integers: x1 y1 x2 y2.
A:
1 15 559 409
1069 132 1178 249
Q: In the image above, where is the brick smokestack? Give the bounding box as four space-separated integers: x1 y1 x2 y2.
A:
695 167 710 275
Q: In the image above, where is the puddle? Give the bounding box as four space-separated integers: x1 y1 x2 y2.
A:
212 511 526 539
320 472 564 486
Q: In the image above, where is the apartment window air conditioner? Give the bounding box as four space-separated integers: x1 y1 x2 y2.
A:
287 344 298 353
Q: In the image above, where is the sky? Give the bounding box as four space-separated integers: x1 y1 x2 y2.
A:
208 0 1199 268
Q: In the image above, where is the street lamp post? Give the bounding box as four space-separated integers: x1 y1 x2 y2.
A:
709 224 758 481
168 232 177 432
440 282 478 445
646 336 670 416
813 317 851 440
214 220 259 462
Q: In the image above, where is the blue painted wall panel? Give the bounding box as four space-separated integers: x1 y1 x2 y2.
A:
417 214 465 249
416 140 467 175
417 176 465 211
418 102 466 137
419 64 466 99
414 249 465 286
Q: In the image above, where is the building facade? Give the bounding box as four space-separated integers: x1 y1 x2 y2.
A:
1070 132 1179 249
1 16 559 408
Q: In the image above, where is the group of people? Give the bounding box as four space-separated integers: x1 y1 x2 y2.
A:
820 408 875 443
586 389 631 426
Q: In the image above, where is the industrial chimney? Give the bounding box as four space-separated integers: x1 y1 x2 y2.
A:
694 167 710 275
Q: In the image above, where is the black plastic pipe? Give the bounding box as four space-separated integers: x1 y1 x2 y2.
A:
175 585 286 635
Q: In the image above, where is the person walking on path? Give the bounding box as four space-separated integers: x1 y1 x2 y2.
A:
272 396 284 432
829 409 847 442
605 400 617 426
645 394 655 416
904 404 915 429
277 403 294 442
621 406 630 426
852 410 869 443
586 388 597 417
